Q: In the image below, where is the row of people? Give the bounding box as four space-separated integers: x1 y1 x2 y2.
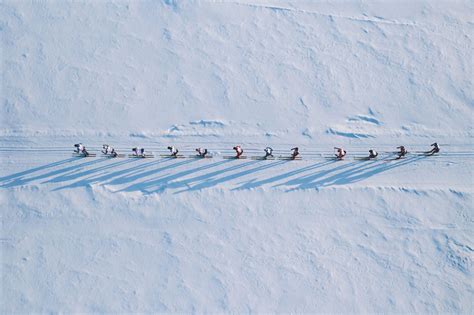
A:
333 143 438 159
233 146 299 159
74 143 440 159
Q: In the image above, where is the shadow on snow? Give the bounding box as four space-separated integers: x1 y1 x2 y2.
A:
0 155 427 192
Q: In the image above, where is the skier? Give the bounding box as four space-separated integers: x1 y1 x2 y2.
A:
291 147 299 159
167 146 179 157
195 147 208 157
427 142 440 155
396 146 407 159
74 143 89 156
334 147 346 160
132 147 145 157
233 145 244 159
368 149 378 159
264 147 273 159
102 144 117 157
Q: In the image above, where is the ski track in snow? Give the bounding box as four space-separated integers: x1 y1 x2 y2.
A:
1 150 472 193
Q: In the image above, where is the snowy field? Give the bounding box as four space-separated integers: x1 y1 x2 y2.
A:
1 0 473 313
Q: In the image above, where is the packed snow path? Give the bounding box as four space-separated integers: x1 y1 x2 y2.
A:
1 146 472 193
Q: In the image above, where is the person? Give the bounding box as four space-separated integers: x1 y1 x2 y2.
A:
167 146 179 157
102 144 117 157
291 147 299 159
196 147 208 157
427 142 440 154
334 147 346 159
396 146 407 159
264 147 273 159
368 149 378 159
132 147 145 157
233 145 244 158
74 143 89 156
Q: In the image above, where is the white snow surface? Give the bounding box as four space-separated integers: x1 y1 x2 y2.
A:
1 0 473 313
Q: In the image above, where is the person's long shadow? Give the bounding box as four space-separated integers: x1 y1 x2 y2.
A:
51 158 147 190
99 158 180 186
0 157 77 185
121 159 235 193
288 155 425 190
53 157 192 190
1 158 105 188
170 160 264 193
233 160 337 190
330 155 427 186
280 160 365 188
83 158 174 186
177 159 289 193
139 159 252 194
45 158 134 184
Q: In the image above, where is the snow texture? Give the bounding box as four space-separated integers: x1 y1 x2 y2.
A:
1 0 473 313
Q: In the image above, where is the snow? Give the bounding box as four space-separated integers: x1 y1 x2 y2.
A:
1 0 473 313
2 0 473 142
